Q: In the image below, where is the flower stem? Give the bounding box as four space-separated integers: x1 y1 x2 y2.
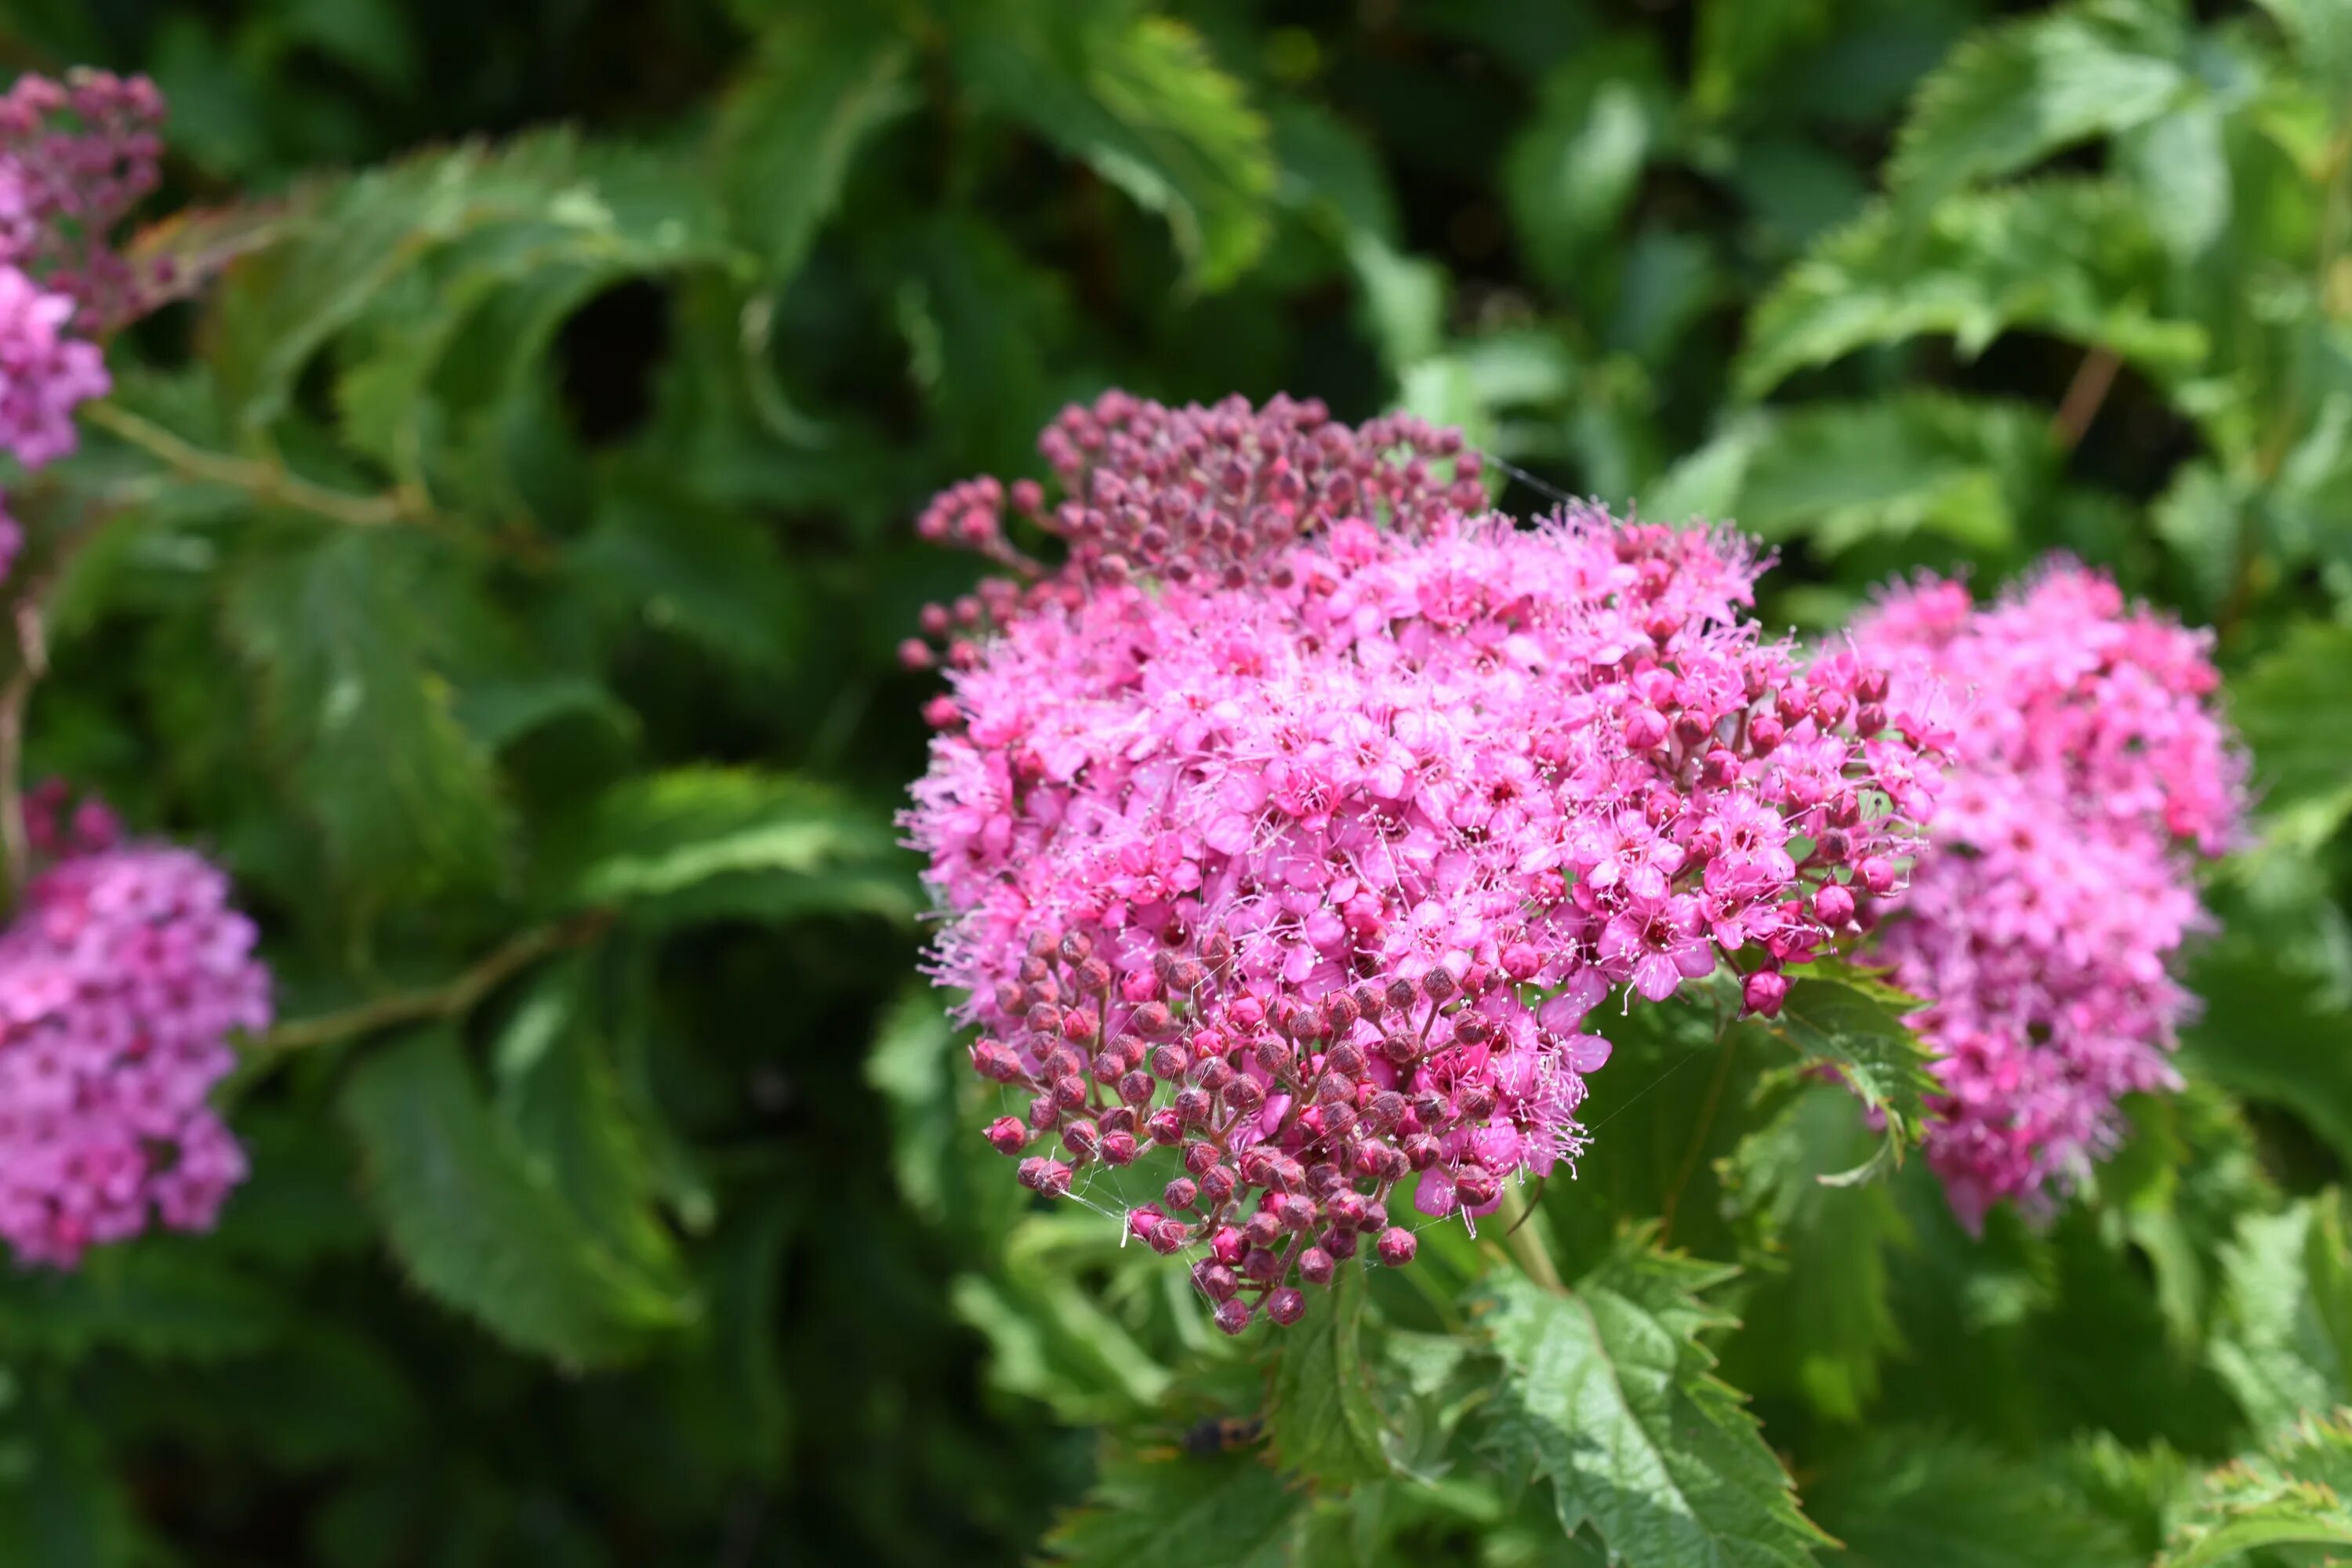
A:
256 911 613 1054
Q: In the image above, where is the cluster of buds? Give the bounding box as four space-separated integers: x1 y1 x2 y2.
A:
0 68 168 580
0 69 168 332
906 393 1947 1328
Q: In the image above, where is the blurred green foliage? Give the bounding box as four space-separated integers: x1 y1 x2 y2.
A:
3 0 2352 1563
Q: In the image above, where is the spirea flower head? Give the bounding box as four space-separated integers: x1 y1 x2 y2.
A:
906 392 1946 1327
0 68 166 332
1853 562 2245 1227
0 784 270 1268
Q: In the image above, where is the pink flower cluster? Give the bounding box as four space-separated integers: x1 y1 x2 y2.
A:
906 392 1944 1329
0 69 159 580
0 69 166 332
1853 564 2245 1226
0 786 268 1268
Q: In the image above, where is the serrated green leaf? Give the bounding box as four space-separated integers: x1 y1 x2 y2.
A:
1475 1240 1831 1568
1720 1085 1911 1421
2210 1193 2352 1436
1889 2 2190 209
1265 1267 1396 1486
2229 620 2352 822
492 955 691 1303
1041 1443 1305 1568
2123 96 2233 259
953 5 1275 290
714 7 914 283
1660 394 2054 556
1764 960 1941 1154
551 765 914 926
1739 181 2206 397
1807 1429 2139 1568
2164 1412 2352 1567
212 131 618 435
340 1027 695 1367
222 528 510 900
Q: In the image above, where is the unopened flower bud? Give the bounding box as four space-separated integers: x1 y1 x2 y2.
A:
1194 1260 1240 1301
1100 1131 1138 1166
1145 1109 1184 1145
1266 1287 1307 1326
1815 884 1856 927
972 1039 1023 1082
1454 1166 1500 1207
984 1116 1029 1156
1742 969 1791 1018
1376 1227 1417 1267
1298 1246 1336 1285
1214 1298 1254 1335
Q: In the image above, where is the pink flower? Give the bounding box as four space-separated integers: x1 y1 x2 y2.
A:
1853 562 2245 1224
904 392 1945 1322
0 786 269 1267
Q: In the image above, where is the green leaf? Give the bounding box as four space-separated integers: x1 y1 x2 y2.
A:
0 1241 285 1363
2164 1413 2352 1567
2122 97 2233 260
1503 40 1668 294
953 5 1276 290
713 7 915 282
570 479 808 675
1739 181 2206 397
2179 934 2352 1170
1655 394 2054 557
340 1027 696 1367
1475 1239 1831 1568
491 956 693 1305
1720 1085 1911 1421
2229 620 2352 824
1807 1429 2140 1568
864 984 1019 1235
0 1384 135 1568
1692 0 1831 122
211 131 643 436
1762 960 1942 1159
2210 1192 2352 1436
551 765 914 927
1265 1267 1396 1486
223 528 510 900
1889 2 2191 209
1041 1443 1305 1568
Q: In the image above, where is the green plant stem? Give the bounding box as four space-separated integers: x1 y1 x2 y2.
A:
256 911 612 1054
0 598 43 913
81 400 426 530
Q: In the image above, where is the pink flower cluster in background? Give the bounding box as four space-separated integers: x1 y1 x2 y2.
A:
906 392 1944 1328
0 785 268 1268
0 68 163 580
1853 564 2245 1226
